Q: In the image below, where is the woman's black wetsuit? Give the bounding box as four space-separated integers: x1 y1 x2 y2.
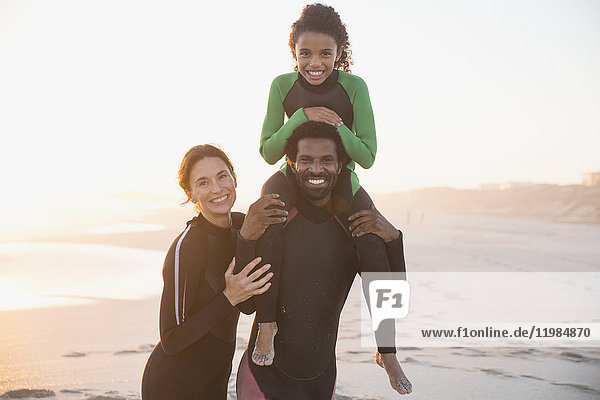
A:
142 212 253 400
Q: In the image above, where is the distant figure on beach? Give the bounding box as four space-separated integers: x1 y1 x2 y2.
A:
420 212 425 224
235 122 412 399
141 145 287 400
406 211 411 224
250 2 396 371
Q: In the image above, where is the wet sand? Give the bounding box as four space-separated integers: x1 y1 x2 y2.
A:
1 210 599 399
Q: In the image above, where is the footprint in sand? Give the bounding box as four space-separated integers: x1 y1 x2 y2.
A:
334 394 379 400
63 351 86 358
559 351 585 362
60 389 83 394
113 350 138 355
480 368 514 378
551 382 599 394
520 374 544 381
114 344 154 355
1 389 55 398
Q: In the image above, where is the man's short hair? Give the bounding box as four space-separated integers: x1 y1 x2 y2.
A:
285 121 349 165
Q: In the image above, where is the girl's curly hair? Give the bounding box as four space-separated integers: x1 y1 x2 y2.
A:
289 3 353 73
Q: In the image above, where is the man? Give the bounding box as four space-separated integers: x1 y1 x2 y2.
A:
236 121 412 399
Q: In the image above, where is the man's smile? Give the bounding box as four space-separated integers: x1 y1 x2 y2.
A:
307 177 326 185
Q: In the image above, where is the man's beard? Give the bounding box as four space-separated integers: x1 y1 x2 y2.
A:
295 168 339 203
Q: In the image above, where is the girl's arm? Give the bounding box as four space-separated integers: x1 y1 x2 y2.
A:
337 74 377 169
259 74 307 165
260 73 378 169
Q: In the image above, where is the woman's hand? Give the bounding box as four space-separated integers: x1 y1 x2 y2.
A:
223 257 273 306
304 106 343 127
239 194 287 241
348 204 400 243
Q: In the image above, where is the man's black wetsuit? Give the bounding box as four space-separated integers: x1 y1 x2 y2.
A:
142 212 253 400
236 193 407 400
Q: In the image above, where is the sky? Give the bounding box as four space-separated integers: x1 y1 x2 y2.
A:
0 0 599 236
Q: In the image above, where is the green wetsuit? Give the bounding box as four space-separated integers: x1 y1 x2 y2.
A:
247 70 392 329
260 69 377 194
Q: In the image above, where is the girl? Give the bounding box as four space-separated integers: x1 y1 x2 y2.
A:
249 4 411 395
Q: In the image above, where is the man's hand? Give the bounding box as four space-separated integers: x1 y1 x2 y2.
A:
348 204 400 243
239 194 287 241
304 106 343 127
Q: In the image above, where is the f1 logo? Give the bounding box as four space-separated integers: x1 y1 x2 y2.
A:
369 280 411 331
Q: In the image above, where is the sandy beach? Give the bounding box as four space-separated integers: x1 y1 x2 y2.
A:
1 202 599 399
2 0 599 397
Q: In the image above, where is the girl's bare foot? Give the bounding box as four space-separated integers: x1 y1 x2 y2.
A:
252 322 278 366
376 351 413 395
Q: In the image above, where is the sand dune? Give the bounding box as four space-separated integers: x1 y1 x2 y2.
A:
373 184 600 223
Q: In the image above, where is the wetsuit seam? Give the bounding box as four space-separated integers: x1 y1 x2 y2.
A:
272 354 335 381
295 209 336 226
174 224 192 326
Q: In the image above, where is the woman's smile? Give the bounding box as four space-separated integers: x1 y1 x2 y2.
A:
187 157 237 227
210 194 229 203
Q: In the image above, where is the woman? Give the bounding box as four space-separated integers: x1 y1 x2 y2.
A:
141 144 287 400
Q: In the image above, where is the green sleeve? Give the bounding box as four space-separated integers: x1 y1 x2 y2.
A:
337 72 377 169
259 73 307 165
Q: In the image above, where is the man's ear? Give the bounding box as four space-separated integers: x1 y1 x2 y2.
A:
287 157 297 173
337 162 343 174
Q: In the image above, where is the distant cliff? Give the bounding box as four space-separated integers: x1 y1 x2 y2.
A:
373 184 600 224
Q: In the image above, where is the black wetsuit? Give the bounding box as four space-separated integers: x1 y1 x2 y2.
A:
142 212 253 400
237 193 407 400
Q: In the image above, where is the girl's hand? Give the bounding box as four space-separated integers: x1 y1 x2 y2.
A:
239 194 287 241
304 106 343 127
223 257 273 306
348 204 400 243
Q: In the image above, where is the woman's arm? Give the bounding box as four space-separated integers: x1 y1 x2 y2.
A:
159 236 271 355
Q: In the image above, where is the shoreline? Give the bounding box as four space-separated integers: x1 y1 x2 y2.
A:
2 296 599 400
1 212 599 399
